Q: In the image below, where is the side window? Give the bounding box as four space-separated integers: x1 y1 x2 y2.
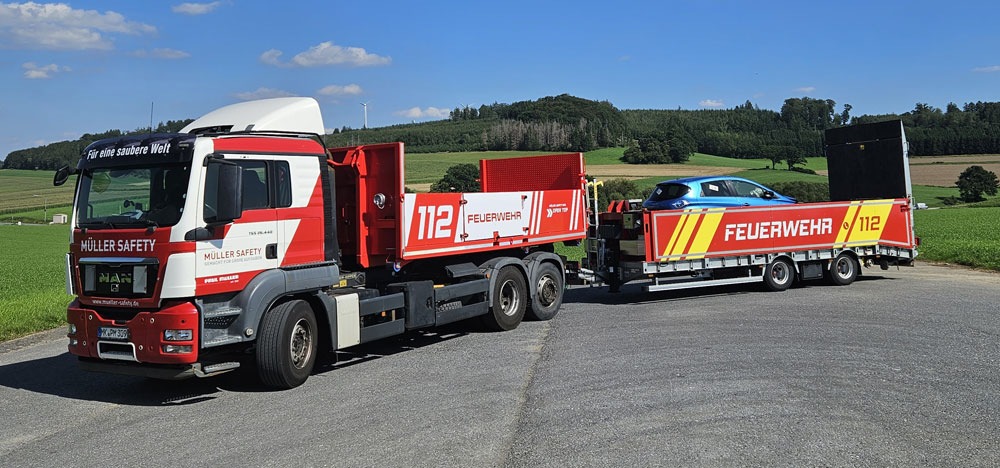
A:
273 161 291 208
731 180 765 198
202 158 284 220
700 181 731 197
239 161 269 210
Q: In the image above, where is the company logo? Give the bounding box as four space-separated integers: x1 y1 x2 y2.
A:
545 203 569 217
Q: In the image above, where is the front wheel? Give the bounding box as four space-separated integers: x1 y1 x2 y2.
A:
482 266 527 331
527 263 564 321
256 299 318 389
763 258 794 292
826 253 859 286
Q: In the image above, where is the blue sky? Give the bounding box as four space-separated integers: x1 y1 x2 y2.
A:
2 0 999 160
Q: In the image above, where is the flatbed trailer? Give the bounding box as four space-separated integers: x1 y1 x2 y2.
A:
578 120 918 293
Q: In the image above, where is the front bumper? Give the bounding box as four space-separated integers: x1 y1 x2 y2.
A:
66 299 200 365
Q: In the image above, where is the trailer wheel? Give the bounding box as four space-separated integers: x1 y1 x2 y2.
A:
482 266 527 331
527 263 563 321
763 258 794 292
256 299 317 389
826 254 859 286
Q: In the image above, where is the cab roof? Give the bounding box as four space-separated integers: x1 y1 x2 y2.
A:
180 97 325 136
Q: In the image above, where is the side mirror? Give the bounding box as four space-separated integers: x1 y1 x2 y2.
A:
53 165 76 187
205 160 243 225
762 190 775 200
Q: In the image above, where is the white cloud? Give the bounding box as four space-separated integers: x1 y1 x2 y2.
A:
394 107 449 119
233 87 296 100
22 62 70 79
973 65 1000 73
260 41 391 68
0 2 156 50
318 84 363 96
132 48 190 59
172 2 223 15
795 86 816 93
699 99 724 108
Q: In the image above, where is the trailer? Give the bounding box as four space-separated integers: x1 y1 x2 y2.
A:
578 120 918 293
56 97 587 388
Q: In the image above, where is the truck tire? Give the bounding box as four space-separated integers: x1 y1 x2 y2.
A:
256 299 317 389
763 258 794 292
482 266 527 331
527 263 563 321
826 253 859 286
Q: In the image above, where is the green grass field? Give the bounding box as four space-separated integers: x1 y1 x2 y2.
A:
0 225 71 342
913 207 1000 270
0 169 76 224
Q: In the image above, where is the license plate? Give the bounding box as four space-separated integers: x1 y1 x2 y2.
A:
98 326 130 341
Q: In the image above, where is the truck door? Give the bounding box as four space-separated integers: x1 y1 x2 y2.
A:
196 159 279 295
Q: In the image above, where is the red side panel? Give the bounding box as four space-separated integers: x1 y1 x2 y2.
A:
644 199 916 262
328 143 404 268
480 153 585 192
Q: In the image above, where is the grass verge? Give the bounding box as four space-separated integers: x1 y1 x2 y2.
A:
0 225 71 342
913 207 1000 270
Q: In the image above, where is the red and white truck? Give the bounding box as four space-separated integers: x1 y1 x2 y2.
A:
577 120 918 293
55 97 587 388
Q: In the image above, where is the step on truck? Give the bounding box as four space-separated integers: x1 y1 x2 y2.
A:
577 120 918 293
55 97 587 388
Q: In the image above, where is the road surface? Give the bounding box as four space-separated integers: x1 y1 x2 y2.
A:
1 262 997 467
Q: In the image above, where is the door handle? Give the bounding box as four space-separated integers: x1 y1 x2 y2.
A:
265 243 278 259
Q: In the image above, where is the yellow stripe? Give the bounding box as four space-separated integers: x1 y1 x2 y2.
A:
662 212 690 257
684 210 724 260
846 201 893 245
835 203 860 244
669 210 701 257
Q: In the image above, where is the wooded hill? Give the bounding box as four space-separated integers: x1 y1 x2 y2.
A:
5 94 1000 171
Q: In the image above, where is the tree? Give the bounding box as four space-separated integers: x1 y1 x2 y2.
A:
956 165 999 202
839 104 852 126
763 145 797 169
430 164 480 192
785 150 807 170
595 178 651 210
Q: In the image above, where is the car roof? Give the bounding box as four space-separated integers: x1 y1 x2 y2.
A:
655 175 757 186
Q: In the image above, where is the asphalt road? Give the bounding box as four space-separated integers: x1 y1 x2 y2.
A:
1 262 997 467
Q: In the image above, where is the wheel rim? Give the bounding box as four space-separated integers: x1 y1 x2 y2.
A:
771 262 790 285
498 279 521 316
289 318 313 370
835 257 853 278
536 275 558 308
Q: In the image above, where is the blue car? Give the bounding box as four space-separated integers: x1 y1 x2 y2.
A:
642 176 797 210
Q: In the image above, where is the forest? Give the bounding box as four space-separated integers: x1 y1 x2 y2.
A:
4 94 1000 171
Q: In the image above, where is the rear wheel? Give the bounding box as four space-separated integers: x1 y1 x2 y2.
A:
482 266 527 331
527 263 564 321
826 253 859 286
763 258 794 292
256 299 317 389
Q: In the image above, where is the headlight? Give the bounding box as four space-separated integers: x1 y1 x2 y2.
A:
162 344 193 354
164 329 193 341
68 323 77 335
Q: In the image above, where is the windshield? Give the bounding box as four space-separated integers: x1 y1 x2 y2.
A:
76 164 191 228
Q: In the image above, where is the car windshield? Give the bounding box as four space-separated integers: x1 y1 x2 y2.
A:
76 164 191 228
647 183 690 202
